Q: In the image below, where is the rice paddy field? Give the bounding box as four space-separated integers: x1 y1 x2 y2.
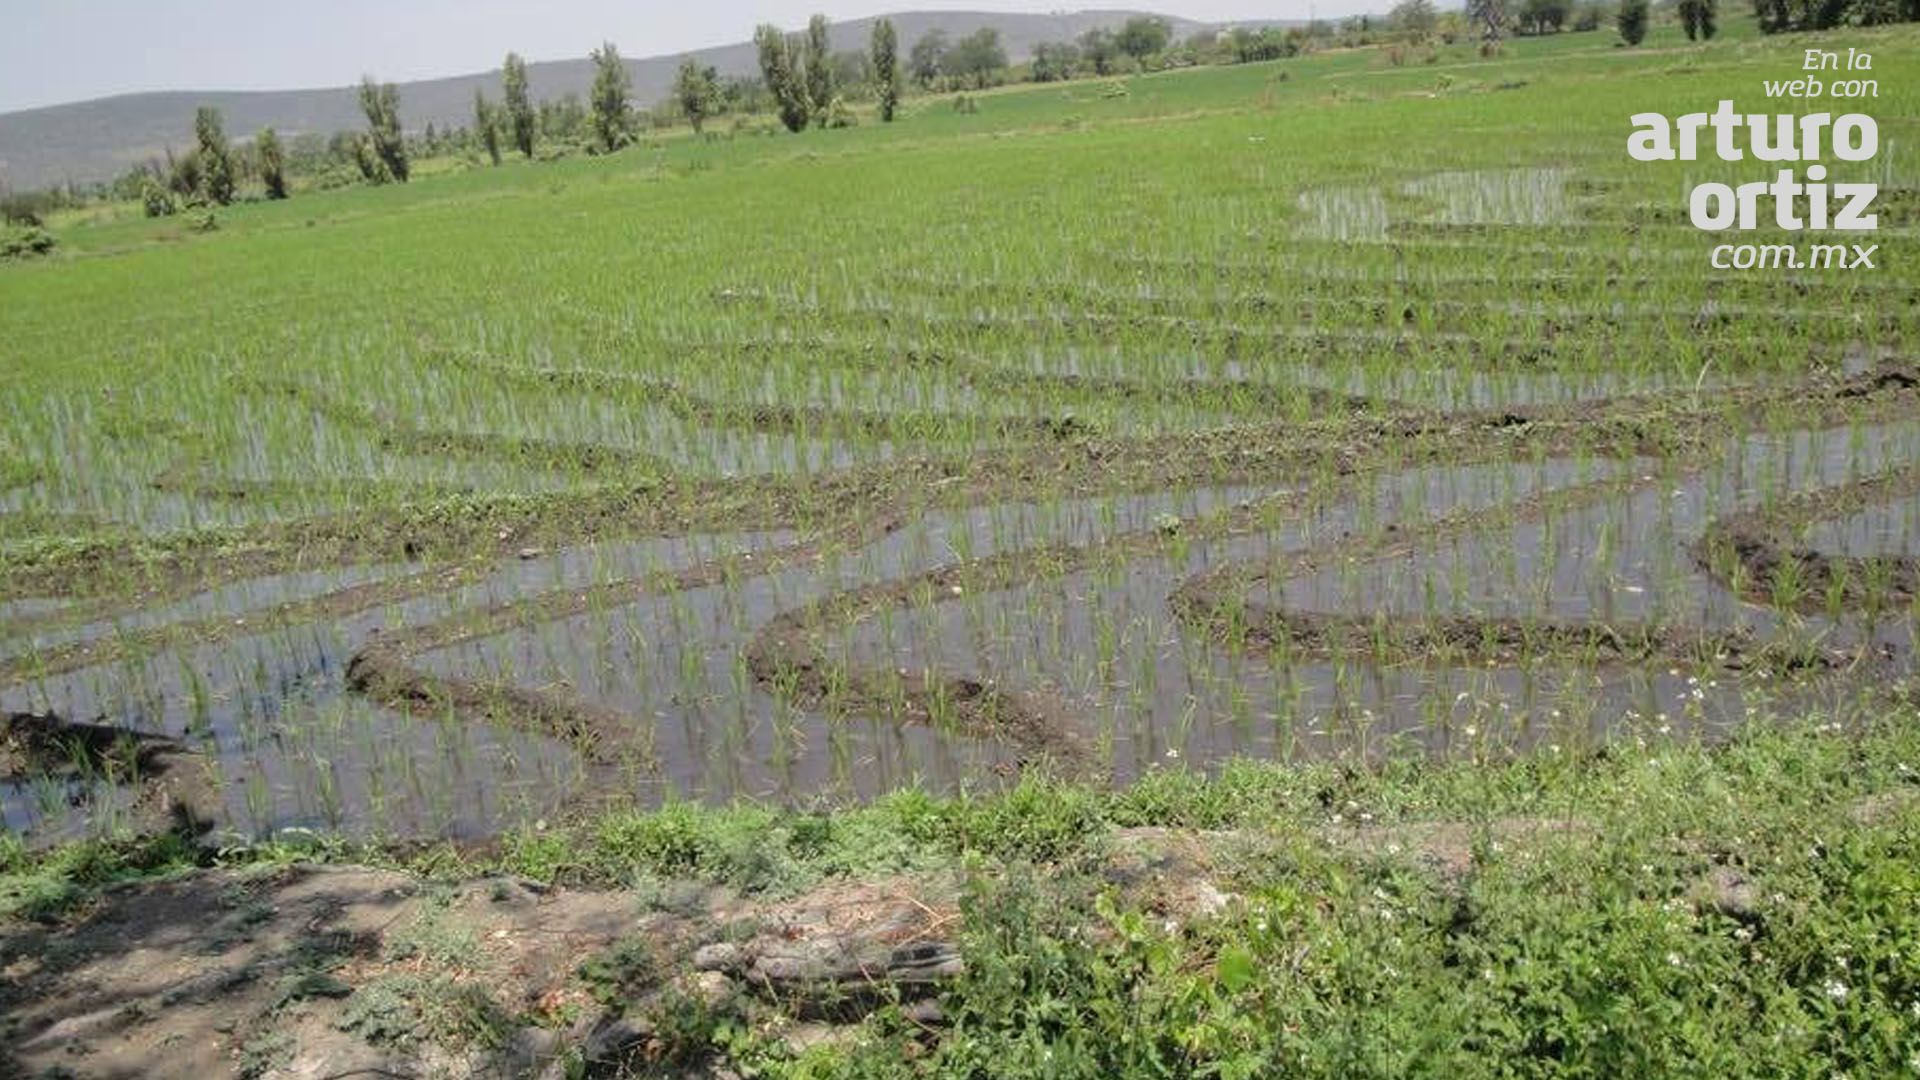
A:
2 16 1918 849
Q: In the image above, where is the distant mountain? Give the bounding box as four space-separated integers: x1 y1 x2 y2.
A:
0 9 1269 191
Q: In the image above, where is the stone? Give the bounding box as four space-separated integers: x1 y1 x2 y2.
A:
686 970 736 1006
1690 864 1760 922
692 942 745 973
901 998 947 1026
579 1011 651 1066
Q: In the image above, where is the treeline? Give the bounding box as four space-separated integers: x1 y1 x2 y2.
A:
11 0 1918 218
117 75 414 217
741 15 1328 106
1752 0 1919 32
110 43 644 217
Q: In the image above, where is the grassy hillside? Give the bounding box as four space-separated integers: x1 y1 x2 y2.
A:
0 8 1221 190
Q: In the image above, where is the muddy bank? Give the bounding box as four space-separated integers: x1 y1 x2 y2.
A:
0 816 1581 1080
1696 465 1920 613
5 788 1903 1080
2 710 221 836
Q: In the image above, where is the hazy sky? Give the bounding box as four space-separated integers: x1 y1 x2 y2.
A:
0 2 1368 113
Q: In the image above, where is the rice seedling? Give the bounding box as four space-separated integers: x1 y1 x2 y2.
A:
1 19 1915 852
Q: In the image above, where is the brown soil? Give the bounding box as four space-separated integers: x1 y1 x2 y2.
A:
1185 605 1853 672
0 814 1602 1079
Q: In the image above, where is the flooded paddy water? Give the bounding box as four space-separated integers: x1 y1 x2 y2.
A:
9 394 1915 845
4 157 1917 850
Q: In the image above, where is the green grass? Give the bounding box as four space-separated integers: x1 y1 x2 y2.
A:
5 713 1919 1076
2 18 1913 541
2 19 1919 1073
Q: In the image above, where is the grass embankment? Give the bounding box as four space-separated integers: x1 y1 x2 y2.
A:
6 712 1917 1078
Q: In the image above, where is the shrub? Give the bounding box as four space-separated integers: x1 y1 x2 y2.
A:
0 225 56 260
825 96 859 128
1618 0 1651 43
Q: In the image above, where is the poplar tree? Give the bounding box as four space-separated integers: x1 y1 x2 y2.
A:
804 15 835 127
674 60 717 134
358 78 409 182
503 52 536 158
589 42 631 152
474 90 503 165
193 106 236 205
755 25 811 132
256 126 288 199
871 18 900 122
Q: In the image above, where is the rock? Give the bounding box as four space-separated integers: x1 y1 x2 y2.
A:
901 998 947 1026
1690 865 1760 922
1188 879 1234 917
579 1012 651 1067
782 1022 854 1053
1324 817 1595 892
518 547 546 560
685 970 736 1006
484 875 550 905
692 942 745 973
500 1025 564 1078
1848 789 1919 826
1103 827 1245 920
747 938 963 991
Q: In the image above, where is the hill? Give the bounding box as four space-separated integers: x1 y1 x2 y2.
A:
0 9 1233 190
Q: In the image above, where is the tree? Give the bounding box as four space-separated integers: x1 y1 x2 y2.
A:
871 18 900 122
1115 16 1172 60
141 175 178 218
358 78 409 182
540 94 588 140
1617 0 1649 43
1518 0 1571 31
830 49 869 89
908 30 949 87
1227 26 1296 62
1468 0 1509 48
1030 41 1081 82
803 15 835 127
1390 0 1441 36
946 28 1007 89
1078 28 1119 74
473 90 503 165
589 42 631 152
673 60 718 133
352 135 385 183
256 127 288 199
503 53 536 158
755 25 811 132
193 107 236 205
1677 0 1718 37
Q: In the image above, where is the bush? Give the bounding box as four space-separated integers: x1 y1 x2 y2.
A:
142 180 179 218
825 96 859 128
1618 0 1651 43
0 225 56 260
